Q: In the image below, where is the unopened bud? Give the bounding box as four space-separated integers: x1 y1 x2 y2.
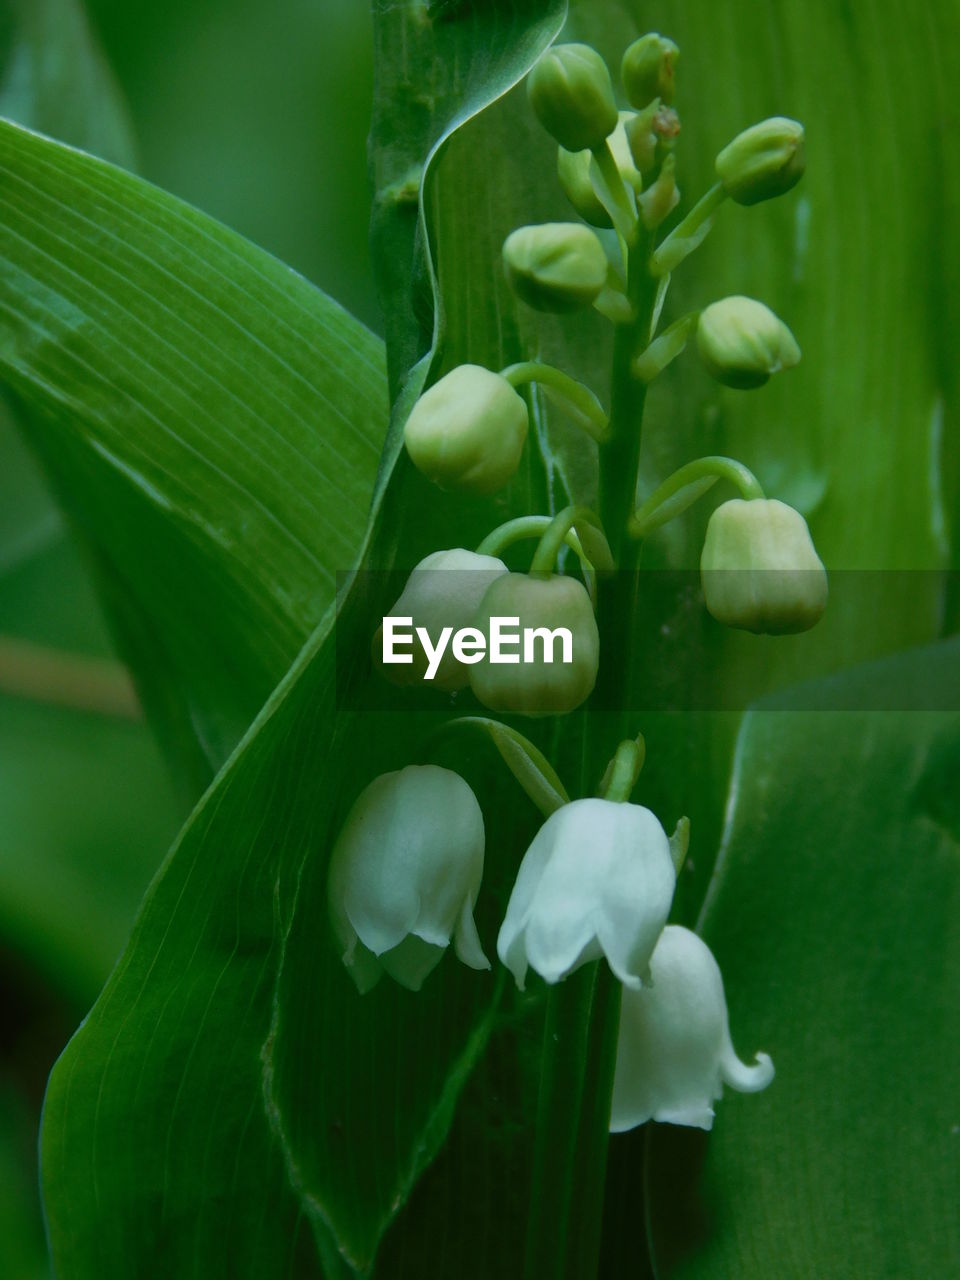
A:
503 222 608 312
470 573 599 717
403 365 528 495
696 296 800 389
700 498 828 634
716 117 805 206
621 33 678 109
528 43 618 152
374 549 508 691
557 111 642 227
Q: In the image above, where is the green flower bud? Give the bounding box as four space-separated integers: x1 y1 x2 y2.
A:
715 117 805 206
696 296 800 390
621 33 679 109
700 498 828 635
374 549 509 691
469 573 599 717
624 101 680 176
403 365 528 495
527 43 618 152
503 223 608 313
557 111 642 228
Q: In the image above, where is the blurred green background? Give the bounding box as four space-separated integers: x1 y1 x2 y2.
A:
0 2 377 1273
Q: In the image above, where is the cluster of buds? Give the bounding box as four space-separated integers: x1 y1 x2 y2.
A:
376 519 601 717
329 29 831 1146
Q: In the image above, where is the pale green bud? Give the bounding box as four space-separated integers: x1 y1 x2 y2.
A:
624 100 680 176
469 573 599 717
497 799 675 991
374 549 508 691
621 33 679 109
503 222 608 313
557 111 642 228
696 296 801 389
611 926 774 1132
700 498 828 635
527 43 618 152
327 765 490 993
403 364 528 495
715 117 805 206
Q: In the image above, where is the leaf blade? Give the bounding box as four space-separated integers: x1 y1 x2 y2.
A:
0 120 389 768
646 640 960 1278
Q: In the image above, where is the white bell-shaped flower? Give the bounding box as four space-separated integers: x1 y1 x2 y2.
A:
610 925 774 1132
497 798 675 991
327 765 490 993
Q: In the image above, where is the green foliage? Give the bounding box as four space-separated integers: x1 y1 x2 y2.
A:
0 122 388 774
34 4 565 1276
0 0 954 1277
647 639 960 1278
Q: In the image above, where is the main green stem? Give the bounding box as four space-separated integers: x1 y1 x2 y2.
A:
597 225 660 728
525 218 661 1280
602 228 658 568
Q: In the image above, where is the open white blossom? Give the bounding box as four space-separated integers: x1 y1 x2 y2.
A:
497 798 675 991
611 925 774 1131
327 765 490 993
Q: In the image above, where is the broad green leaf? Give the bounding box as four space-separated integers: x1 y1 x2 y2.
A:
645 638 960 1279
0 121 388 774
40 4 564 1277
37 2 960 1279
0 0 135 168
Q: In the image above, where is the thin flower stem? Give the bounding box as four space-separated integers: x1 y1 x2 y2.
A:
500 362 610 442
590 139 638 246
631 310 699 382
523 967 598 1280
628 455 765 539
649 180 726 276
475 515 587 564
529 506 604 576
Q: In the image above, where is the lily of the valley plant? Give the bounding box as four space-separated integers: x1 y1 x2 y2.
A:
329 25 821 1269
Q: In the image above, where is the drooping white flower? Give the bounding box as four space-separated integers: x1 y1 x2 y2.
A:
497 798 675 991
610 925 774 1132
327 765 490 993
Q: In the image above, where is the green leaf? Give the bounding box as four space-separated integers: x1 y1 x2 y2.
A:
40 3 565 1276
645 638 960 1278
37 2 960 1277
0 0 135 167
0 121 388 773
